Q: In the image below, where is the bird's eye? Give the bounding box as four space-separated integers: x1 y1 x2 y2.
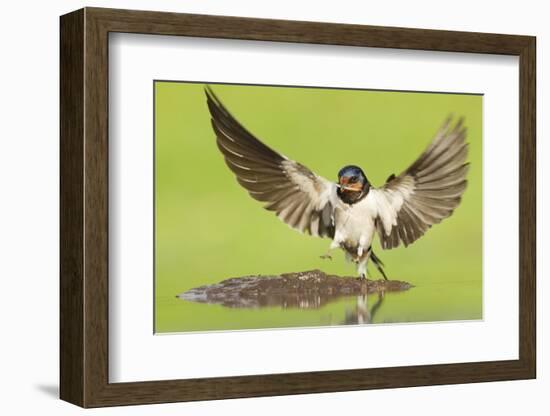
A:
349 176 357 183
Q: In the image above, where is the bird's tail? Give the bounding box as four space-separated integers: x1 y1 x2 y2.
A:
371 250 388 280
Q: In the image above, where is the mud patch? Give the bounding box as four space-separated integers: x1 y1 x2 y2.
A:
177 269 413 309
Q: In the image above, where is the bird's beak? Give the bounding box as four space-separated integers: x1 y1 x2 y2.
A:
338 177 361 192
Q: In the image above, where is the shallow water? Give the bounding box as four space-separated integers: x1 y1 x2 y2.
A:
156 280 482 333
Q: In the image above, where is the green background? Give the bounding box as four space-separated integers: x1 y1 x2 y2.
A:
154 82 483 333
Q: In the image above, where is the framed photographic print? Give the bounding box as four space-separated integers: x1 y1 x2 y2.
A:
60 7 536 407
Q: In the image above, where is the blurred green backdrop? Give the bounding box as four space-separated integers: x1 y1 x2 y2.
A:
155 82 482 333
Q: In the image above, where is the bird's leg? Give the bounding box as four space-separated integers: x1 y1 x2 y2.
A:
356 240 371 280
320 240 340 260
319 251 332 260
357 249 371 281
357 260 368 281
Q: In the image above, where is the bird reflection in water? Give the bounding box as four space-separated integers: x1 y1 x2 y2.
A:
343 292 385 325
179 277 387 325
273 289 386 325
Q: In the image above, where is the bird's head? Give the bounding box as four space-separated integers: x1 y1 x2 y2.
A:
337 165 370 204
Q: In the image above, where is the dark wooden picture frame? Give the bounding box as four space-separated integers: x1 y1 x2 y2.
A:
60 7 536 408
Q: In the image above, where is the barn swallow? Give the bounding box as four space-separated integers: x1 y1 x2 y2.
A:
205 87 469 280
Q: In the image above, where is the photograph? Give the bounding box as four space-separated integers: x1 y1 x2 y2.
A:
154 82 483 333
54 5 537 409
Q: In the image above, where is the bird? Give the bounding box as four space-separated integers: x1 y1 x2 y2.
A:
205 87 469 280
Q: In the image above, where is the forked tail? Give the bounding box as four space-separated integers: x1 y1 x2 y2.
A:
371 250 388 280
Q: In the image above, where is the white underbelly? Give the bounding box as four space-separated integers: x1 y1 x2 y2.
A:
333 204 376 251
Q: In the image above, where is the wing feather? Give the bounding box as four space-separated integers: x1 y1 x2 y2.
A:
373 118 469 249
206 87 337 238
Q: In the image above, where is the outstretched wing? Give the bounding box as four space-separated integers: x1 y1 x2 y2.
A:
371 118 469 250
206 87 337 238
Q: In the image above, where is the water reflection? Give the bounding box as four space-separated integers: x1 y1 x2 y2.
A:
179 279 390 325
342 293 385 325
165 279 484 333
